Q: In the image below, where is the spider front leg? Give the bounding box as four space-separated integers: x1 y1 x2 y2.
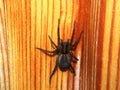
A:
36 48 57 56
72 30 83 50
70 21 76 45
48 35 57 49
57 19 60 45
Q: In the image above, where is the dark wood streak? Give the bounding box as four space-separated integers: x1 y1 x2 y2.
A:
116 38 120 90
107 0 116 89
96 0 106 90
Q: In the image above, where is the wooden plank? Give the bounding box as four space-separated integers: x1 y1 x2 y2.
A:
0 0 120 90
0 3 10 90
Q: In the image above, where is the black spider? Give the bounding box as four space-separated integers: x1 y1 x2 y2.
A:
37 19 83 82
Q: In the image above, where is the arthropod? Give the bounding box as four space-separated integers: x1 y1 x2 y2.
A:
37 19 83 82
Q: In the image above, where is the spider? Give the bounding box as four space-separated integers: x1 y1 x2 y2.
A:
37 19 83 82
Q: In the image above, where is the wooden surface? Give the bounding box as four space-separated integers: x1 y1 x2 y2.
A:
0 0 120 90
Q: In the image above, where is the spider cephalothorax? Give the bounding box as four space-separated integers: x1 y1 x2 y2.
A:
37 19 83 82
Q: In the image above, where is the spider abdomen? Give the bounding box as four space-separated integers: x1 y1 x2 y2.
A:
57 54 71 71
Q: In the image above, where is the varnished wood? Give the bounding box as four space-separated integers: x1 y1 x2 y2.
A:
0 0 120 90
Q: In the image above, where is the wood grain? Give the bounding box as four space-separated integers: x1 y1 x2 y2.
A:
0 0 120 90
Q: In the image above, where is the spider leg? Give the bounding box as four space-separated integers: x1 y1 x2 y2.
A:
69 64 76 75
72 55 79 61
49 63 58 83
72 30 83 50
70 52 79 61
48 35 57 49
70 21 76 45
57 19 60 45
36 48 57 56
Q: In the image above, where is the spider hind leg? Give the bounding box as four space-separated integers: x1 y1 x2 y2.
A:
49 64 58 83
69 64 76 75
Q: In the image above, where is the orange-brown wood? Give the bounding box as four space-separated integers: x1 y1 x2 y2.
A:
0 0 120 90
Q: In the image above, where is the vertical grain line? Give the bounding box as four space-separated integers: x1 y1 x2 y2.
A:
96 0 106 90
93 0 100 90
92 0 100 90
20 1 24 89
117 36 120 90
90 0 95 89
107 0 116 89
22 0 27 89
40 0 42 89
40 0 47 89
46 0 51 89
50 0 54 88
14 1 18 89
26 0 31 89
45 0 48 88
0 42 5 90
2 1 11 89
12 1 16 89
34 0 37 89
0 11 6 90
